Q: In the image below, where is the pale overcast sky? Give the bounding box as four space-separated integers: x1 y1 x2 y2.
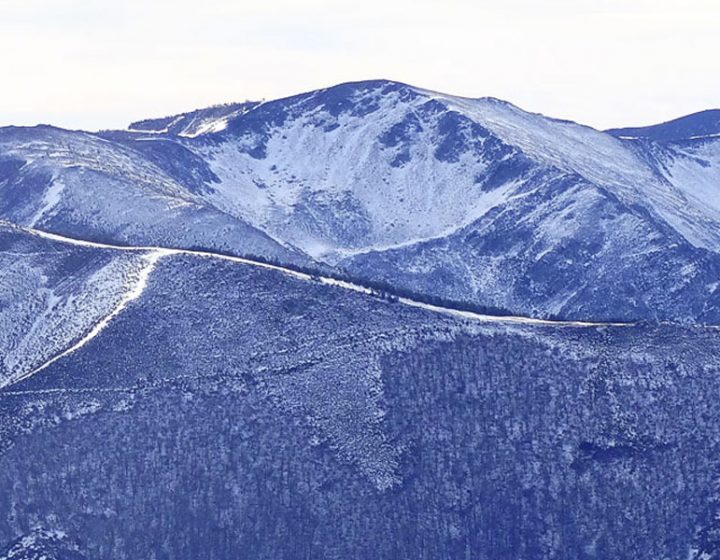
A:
1 0 718 131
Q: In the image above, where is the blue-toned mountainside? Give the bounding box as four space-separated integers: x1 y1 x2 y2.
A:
127 101 261 137
1 80 719 321
2 82 720 559
2 225 720 559
0 126 308 267
608 109 720 143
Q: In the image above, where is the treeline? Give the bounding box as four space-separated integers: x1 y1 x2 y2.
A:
199 246 655 324
187 244 522 318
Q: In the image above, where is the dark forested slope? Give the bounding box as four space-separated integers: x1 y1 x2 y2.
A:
1 227 719 559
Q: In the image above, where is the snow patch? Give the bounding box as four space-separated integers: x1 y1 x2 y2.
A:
28 178 65 227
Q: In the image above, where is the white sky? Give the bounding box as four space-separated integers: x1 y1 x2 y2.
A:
1 0 718 131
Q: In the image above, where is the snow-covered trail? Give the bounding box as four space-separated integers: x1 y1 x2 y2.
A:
5 250 171 389
18 224 634 329
0 222 646 390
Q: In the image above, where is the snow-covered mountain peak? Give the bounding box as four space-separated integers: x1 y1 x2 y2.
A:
179 81 536 259
149 80 710 258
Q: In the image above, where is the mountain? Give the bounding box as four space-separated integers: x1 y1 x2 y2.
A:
3 81 720 559
2 80 719 322
127 101 260 137
2 225 720 559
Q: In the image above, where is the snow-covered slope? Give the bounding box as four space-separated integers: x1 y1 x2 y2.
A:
608 110 720 241
343 174 720 323
637 136 720 214
128 101 260 137
0 126 309 266
184 84 534 259
2 80 720 321
156 81 720 256
121 80 720 322
0 222 161 389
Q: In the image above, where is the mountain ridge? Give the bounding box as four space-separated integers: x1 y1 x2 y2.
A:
2 79 720 322
608 108 720 142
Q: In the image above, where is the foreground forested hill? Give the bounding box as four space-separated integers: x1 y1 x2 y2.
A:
1 225 720 559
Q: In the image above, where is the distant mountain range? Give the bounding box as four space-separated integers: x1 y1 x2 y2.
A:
2 81 720 559
608 109 720 142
